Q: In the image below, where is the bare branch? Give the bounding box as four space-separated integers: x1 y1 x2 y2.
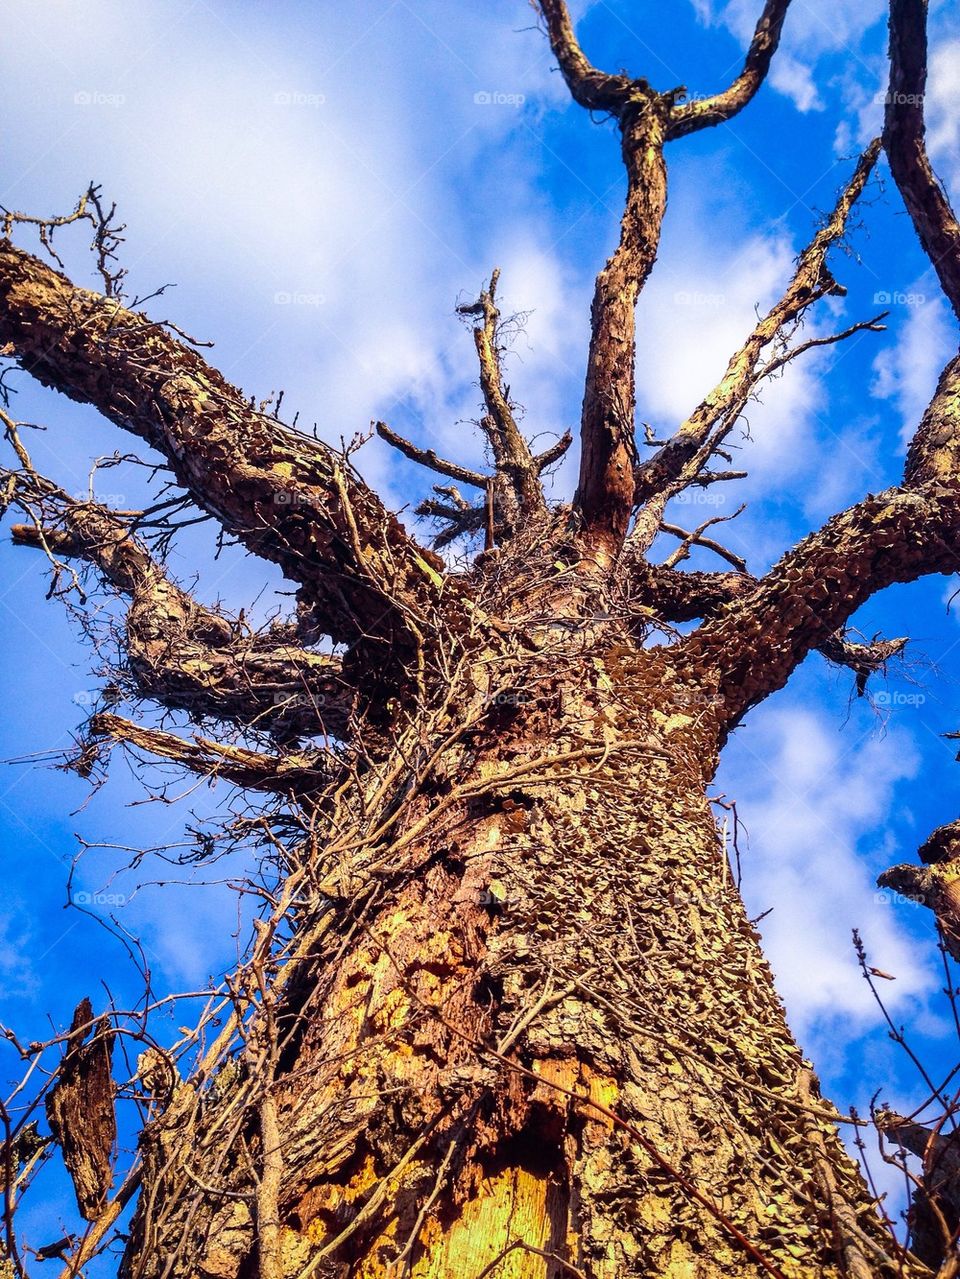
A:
457 270 547 528
0 240 444 652
667 1 793 140
3 434 355 740
818 632 908 696
375 421 487 490
88 712 335 796
660 506 748 573
884 0 960 319
678 478 959 727
533 0 641 114
533 429 573 473
757 313 889 382
45 999 115 1223
631 140 882 515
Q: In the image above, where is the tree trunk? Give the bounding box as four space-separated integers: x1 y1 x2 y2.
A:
123 641 898 1279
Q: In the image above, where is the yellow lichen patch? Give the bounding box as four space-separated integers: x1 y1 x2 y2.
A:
585 1071 619 1132
303 1152 383 1245
408 1165 557 1279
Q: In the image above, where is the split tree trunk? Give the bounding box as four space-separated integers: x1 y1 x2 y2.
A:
123 639 897 1279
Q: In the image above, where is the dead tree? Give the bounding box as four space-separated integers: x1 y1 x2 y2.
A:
0 1 959 1276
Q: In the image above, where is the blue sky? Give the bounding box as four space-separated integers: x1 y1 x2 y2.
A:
1 0 960 1248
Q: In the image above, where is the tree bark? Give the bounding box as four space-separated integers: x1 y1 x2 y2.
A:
121 641 900 1279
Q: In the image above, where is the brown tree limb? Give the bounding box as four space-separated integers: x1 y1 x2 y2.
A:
631 140 882 515
374 422 487 491
457 270 547 533
533 0 641 115
876 1109 960 1273
628 561 908 689
533 2 667 553
536 0 795 556
666 1 793 140
659 507 748 573
817 632 908 695
533 429 573 473
884 0 960 320
681 0 960 730
5 464 355 741
45 1000 116 1223
88 712 335 795
0 240 444 653
678 477 959 727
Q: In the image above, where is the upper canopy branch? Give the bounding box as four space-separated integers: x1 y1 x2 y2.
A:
379 270 566 550
884 0 960 319
533 0 794 559
0 239 444 655
674 0 960 728
631 139 882 519
666 1 793 140
678 351 960 726
534 0 643 115
678 480 960 727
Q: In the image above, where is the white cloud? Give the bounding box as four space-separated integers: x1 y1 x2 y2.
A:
636 228 824 483
927 38 960 192
769 53 824 113
871 283 954 450
721 704 937 1052
688 0 886 113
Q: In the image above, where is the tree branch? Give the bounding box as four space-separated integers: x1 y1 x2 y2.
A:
0 240 444 653
884 0 960 319
666 1 793 140
535 0 795 556
87 713 335 796
533 0 641 114
374 422 487 491
678 470 960 728
677 0 960 730
3 444 355 740
457 270 547 536
630 140 882 516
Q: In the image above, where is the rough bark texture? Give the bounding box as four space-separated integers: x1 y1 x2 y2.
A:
120 639 895 1279
45 999 116 1222
2 0 960 1276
